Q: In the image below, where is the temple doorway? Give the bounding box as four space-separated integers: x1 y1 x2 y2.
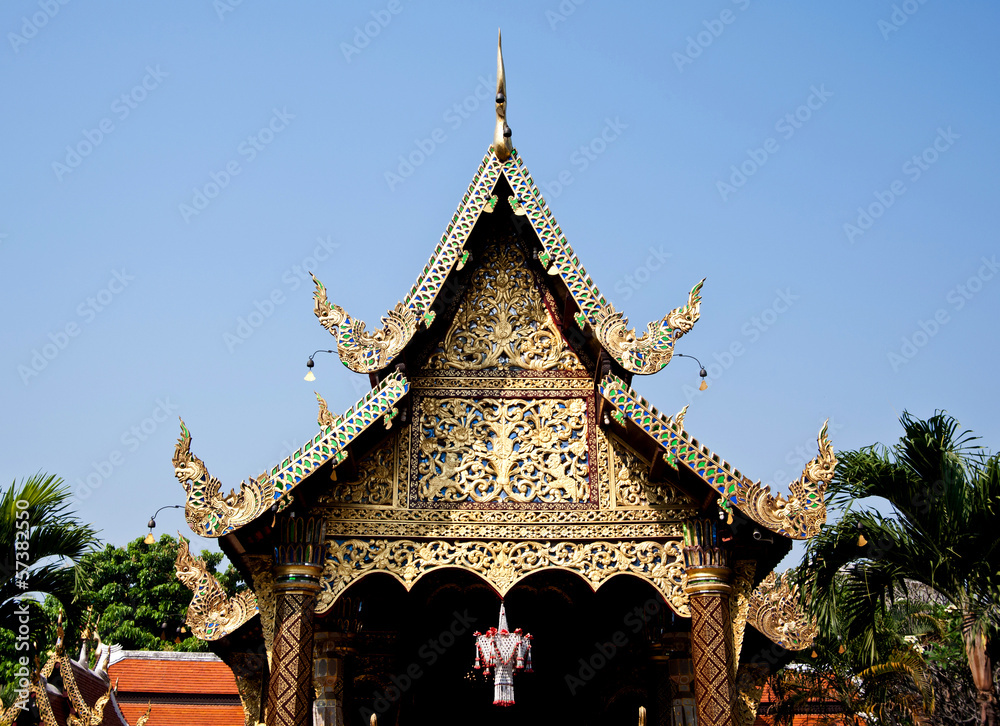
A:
324 569 686 726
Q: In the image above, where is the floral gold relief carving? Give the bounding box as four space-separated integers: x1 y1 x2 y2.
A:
322 433 396 506
316 539 690 617
611 437 687 508
415 396 590 505
425 243 583 372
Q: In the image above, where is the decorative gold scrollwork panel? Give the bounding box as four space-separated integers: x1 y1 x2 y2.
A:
610 437 689 509
316 538 690 617
412 395 594 507
423 242 584 373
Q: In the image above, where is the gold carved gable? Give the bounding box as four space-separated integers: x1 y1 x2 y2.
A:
609 436 689 509
414 395 592 506
320 432 396 506
423 241 584 372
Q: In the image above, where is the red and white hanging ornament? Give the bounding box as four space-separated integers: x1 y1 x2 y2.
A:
473 602 533 706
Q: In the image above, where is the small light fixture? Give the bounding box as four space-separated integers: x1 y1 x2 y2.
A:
857 521 867 547
144 504 183 544
675 353 709 391
304 349 335 382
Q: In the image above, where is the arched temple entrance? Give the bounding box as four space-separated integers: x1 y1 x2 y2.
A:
323 569 691 726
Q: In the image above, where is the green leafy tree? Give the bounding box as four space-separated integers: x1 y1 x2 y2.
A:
58 534 243 654
908 602 998 726
765 575 934 725
1 474 100 705
799 411 1000 726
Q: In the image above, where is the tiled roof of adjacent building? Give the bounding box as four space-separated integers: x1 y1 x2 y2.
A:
106 650 244 726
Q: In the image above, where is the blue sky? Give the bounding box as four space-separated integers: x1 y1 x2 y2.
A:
2 1 997 563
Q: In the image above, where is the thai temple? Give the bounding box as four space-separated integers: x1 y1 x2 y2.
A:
5 33 834 726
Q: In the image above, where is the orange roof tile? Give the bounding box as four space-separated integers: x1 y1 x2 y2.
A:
108 658 239 695
117 702 245 726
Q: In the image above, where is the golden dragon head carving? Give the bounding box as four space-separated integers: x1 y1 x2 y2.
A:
175 535 259 641
311 273 417 373
594 279 705 374
173 419 268 537
741 420 837 539
747 570 818 651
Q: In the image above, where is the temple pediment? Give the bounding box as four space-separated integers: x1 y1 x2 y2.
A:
422 240 584 374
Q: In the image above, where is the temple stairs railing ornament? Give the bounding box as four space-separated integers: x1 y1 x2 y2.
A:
266 515 327 726
684 518 735 726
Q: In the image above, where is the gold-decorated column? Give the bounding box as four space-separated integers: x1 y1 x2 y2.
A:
266 515 326 726
683 518 734 726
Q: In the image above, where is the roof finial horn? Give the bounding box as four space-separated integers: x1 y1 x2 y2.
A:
493 29 513 161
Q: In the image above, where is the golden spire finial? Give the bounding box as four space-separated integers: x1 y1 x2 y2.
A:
493 29 512 160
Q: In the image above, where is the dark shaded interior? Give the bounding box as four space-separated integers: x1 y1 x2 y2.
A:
319 569 693 726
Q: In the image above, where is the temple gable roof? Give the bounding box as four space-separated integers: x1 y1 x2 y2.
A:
171 32 835 553
311 145 705 378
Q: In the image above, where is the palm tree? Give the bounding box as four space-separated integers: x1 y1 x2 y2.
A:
763 581 935 725
799 411 1000 726
0 473 100 638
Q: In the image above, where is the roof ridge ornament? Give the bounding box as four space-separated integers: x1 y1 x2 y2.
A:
493 29 513 161
175 534 259 640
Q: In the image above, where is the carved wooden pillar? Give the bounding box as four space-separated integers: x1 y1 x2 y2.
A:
683 518 734 726
312 652 345 726
313 632 354 726
266 515 326 726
